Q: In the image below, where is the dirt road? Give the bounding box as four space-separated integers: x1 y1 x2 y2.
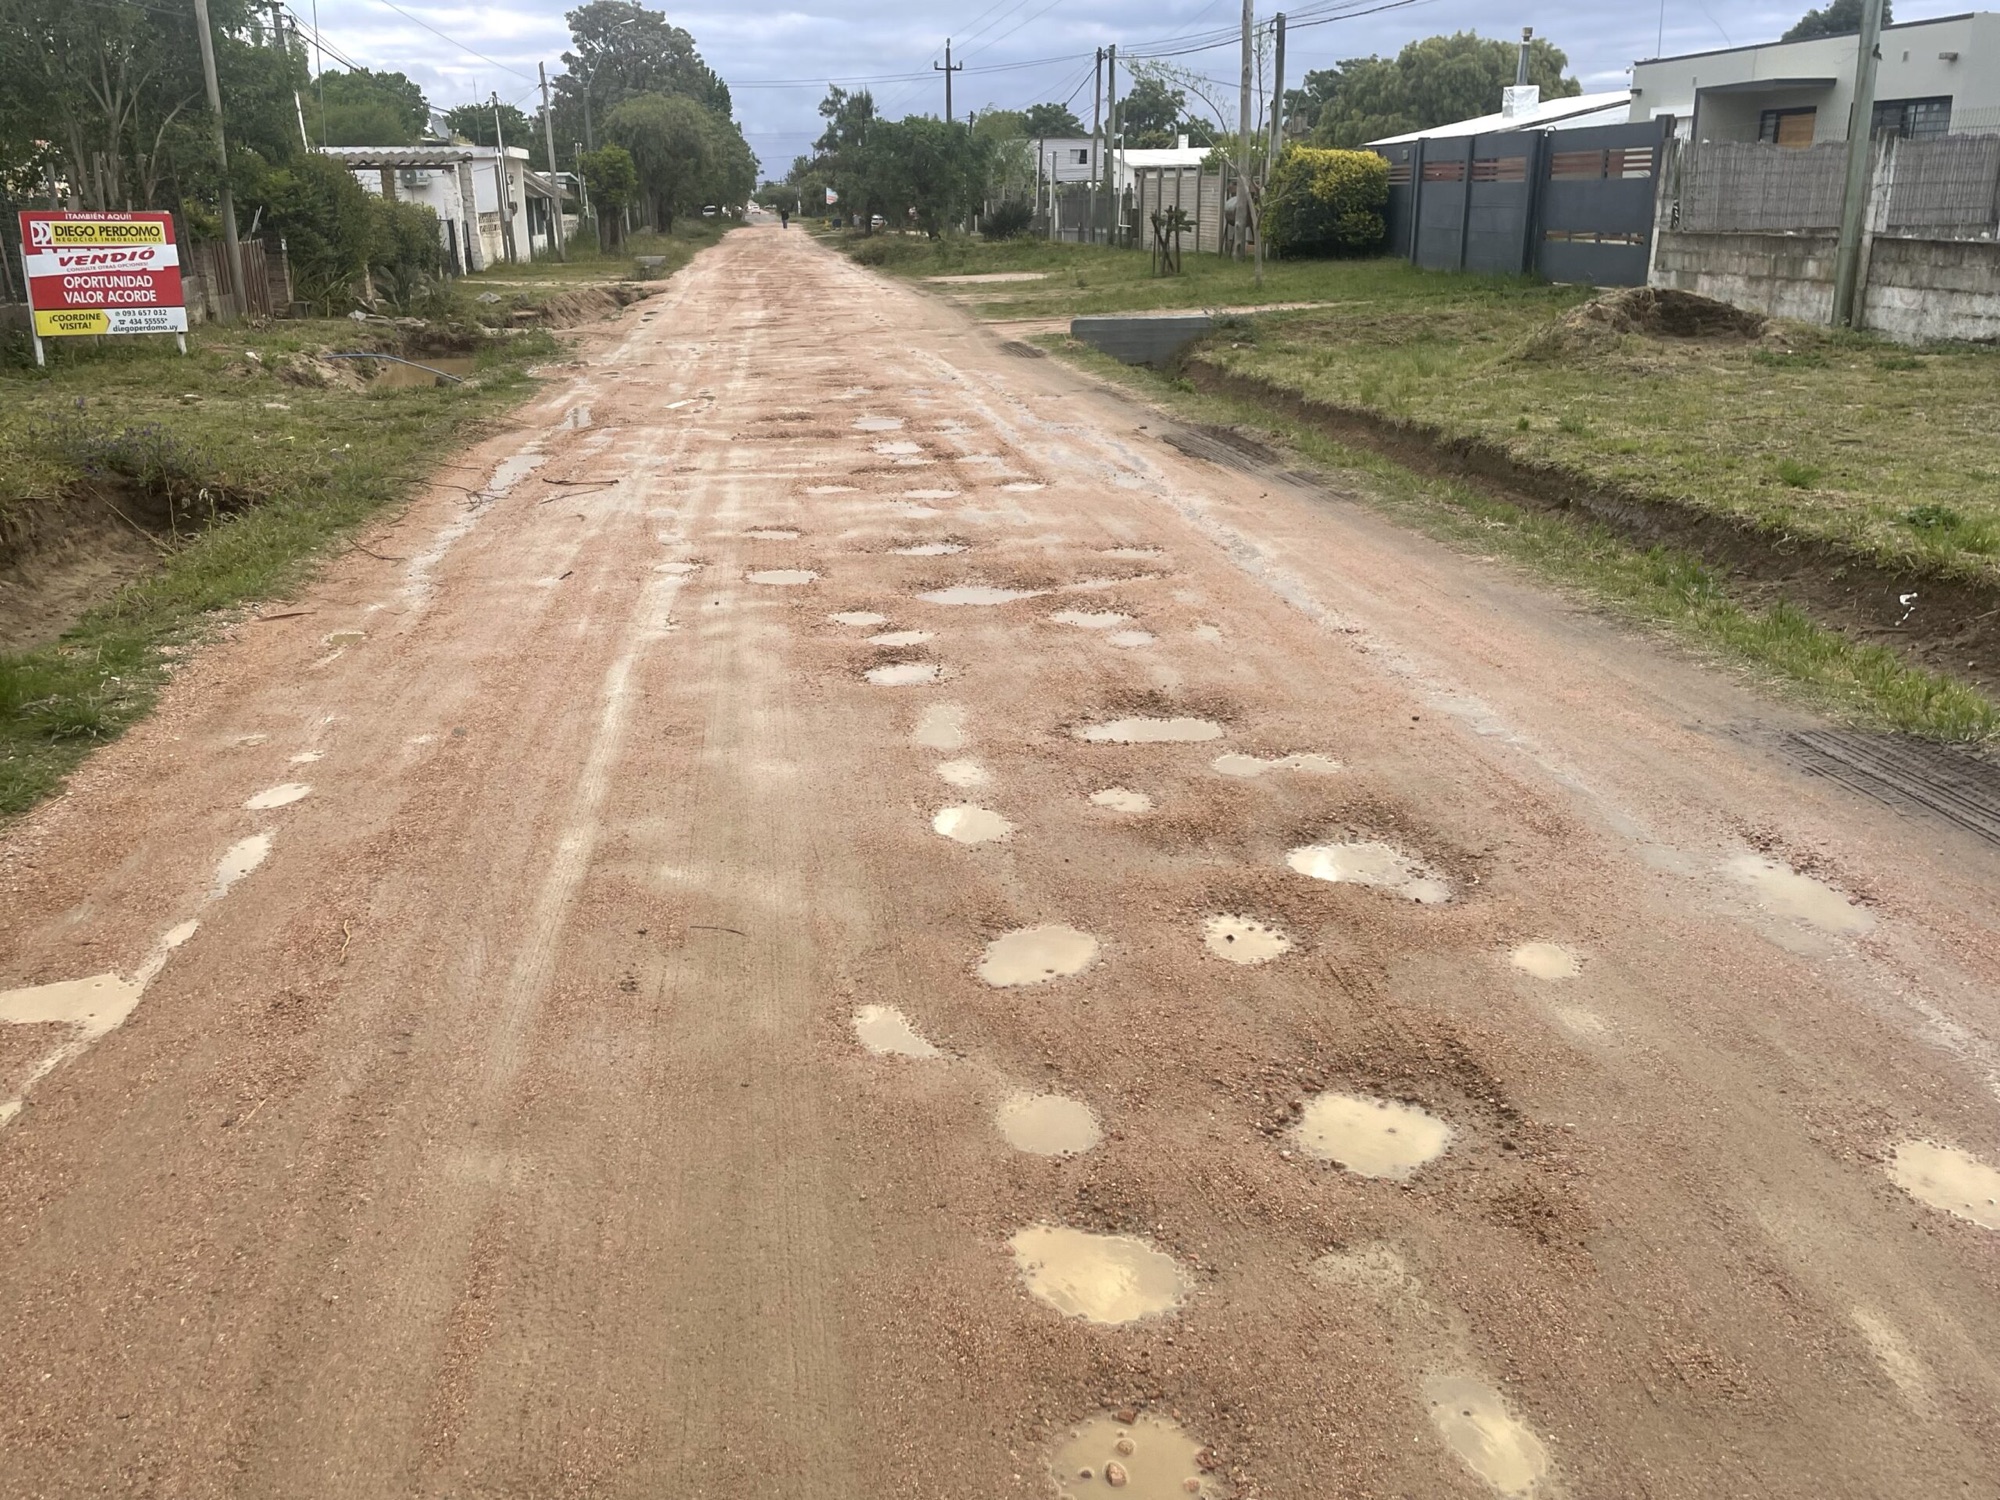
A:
4 227 1999 1499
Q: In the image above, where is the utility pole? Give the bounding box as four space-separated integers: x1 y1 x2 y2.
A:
190 0 246 321
1106 44 1118 246
492 92 518 264
1257 12 1285 287
1832 0 1887 328
1088 47 1103 245
935 38 964 123
539 63 567 261
1235 0 1253 261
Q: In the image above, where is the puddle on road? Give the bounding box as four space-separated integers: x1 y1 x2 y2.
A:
1509 942 1581 980
747 569 818 586
1100 546 1164 560
745 528 800 540
869 630 934 646
1010 1225 1187 1323
1213 752 1342 778
806 485 857 495
1002 481 1046 492
935 758 990 788
323 630 365 647
866 662 940 687
1091 787 1153 813
892 542 965 556
853 415 904 431
892 502 942 517
904 488 960 500
0 972 145 1038
1051 1413 1217 1499
873 440 923 456
1726 854 1874 935
1888 1139 2000 1230
914 702 968 750
1287 841 1452 904
212 833 272 899
1292 1092 1453 1179
920 585 1047 606
1203 915 1291 965
289 750 323 764
831 611 889 627
979 925 1099 987
852 1004 942 1059
244 782 312 810
1075 717 1223 744
1192 624 1224 643
1423 1374 1551 1498
996 1091 1102 1156
1050 610 1134 630
1107 631 1154 648
933 805 1014 844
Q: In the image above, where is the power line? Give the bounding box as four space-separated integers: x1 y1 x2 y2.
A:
367 0 537 83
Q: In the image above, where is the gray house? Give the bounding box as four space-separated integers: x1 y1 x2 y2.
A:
1630 10 2000 143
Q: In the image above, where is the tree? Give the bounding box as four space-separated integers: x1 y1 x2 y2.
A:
606 92 714 230
1306 32 1580 147
443 101 533 149
1023 101 1085 137
307 67 430 147
1783 0 1890 41
1119 74 1187 149
580 143 637 246
850 115 991 236
553 1 730 157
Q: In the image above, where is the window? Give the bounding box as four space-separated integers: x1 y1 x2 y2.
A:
1758 107 1818 147
1872 96 1953 139
1072 149 1090 164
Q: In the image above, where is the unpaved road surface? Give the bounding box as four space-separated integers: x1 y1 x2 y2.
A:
5 229 2000 1500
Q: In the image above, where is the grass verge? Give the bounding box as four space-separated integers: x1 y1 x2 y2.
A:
1037 333 1999 743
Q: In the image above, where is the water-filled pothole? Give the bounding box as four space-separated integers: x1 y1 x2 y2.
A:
920 585 1046 606
1888 1139 2000 1230
1050 1413 1218 1499
852 1004 942 1059
745 528 800 540
873 440 923 456
933 805 1014 844
805 485 857 495
914 702 967 750
244 782 311 810
892 543 965 556
1287 841 1451 904
979 925 1098 987
747 569 818 586
830 611 889 627
1203 914 1291 965
936 758 989 788
1090 787 1152 813
1107 631 1154 649
853 415 903 431
1212 752 1341 778
1050 610 1133 631
866 662 940 687
1010 1225 1187 1323
1292 1092 1453 1179
1075 718 1222 744
0 972 144 1037
996 1091 1102 1155
1002 481 1045 492
1726 854 1874 935
1509 942 1581 979
212 832 272 898
868 630 934 646
1422 1374 1551 1498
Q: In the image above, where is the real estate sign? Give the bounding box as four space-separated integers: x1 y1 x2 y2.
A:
17 212 188 358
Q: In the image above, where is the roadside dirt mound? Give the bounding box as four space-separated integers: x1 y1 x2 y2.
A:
1519 287 1765 359
524 284 651 328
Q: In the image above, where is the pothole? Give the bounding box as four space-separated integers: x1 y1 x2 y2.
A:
1075 717 1223 744
805 485 857 495
1002 480 1045 492
1422 1374 1551 1498
920 585 1046 606
747 569 818 586
853 415 903 431
933 805 1014 844
873 440 923 456
830 611 889 627
1509 942 1581 979
1009 1225 1186 1323
1192 623 1224 643
1050 1413 1219 1499
996 1091 1102 1155
1050 610 1134 630
289 751 323 764
1887 1139 2000 1230
852 1004 942 1059
1090 787 1153 813
979 925 1098 987
868 630 934 646
323 630 365 647
936 758 989 788
1212 752 1341 778
0 972 144 1038
914 702 967 750
1287 841 1451 904
1726 854 1874 935
892 543 965 556
745 528 800 540
244 782 312 810
1202 914 1291 965
212 833 272 898
1106 631 1154 649
1292 1092 1453 1179
866 662 940 687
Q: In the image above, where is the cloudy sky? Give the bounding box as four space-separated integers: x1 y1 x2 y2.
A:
295 0 1968 175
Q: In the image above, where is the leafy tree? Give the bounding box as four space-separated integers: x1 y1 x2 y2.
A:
553 1 730 157
850 116 992 236
306 67 431 147
606 91 714 230
1023 102 1086 137
1783 0 1890 41
241 149 375 308
442 101 533 149
1118 74 1187 148
1305 32 1580 147
580 143 638 245
1262 145 1387 257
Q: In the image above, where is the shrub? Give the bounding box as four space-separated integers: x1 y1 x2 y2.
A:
982 200 1034 240
1263 146 1388 258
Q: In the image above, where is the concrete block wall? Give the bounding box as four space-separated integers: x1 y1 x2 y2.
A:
1862 236 2000 342
1652 230 1839 326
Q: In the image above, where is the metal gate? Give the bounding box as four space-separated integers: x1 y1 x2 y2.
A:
1378 141 1417 258
1534 119 1666 287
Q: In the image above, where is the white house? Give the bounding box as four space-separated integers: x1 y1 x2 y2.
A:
325 144 556 269
1630 11 2000 143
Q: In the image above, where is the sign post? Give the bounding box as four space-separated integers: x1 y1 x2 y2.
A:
18 211 190 368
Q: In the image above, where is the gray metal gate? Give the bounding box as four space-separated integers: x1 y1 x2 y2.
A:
1378 141 1417 258
1532 120 1666 287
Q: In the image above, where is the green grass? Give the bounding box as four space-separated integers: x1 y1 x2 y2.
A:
1037 333 1999 743
461 220 735 294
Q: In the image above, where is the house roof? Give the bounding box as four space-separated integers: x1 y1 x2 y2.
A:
1368 89 1632 144
320 144 529 166
1634 11 1979 66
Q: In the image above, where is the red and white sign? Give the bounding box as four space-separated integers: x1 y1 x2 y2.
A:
18 211 188 338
